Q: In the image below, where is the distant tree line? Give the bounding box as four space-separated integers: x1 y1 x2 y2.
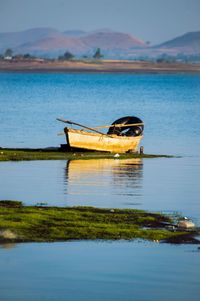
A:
4 48 13 57
58 48 104 61
58 51 74 61
1 47 199 63
0 47 104 61
93 48 103 59
0 48 37 60
155 53 200 63
135 53 200 64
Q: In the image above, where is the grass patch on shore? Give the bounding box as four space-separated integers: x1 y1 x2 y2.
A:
0 148 174 162
0 201 198 244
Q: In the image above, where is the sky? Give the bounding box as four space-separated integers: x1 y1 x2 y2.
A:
0 0 200 44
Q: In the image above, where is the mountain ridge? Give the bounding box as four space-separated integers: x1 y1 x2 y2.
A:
0 28 199 59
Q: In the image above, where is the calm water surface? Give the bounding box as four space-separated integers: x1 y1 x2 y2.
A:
0 73 200 154
0 73 200 300
0 241 200 301
0 157 200 224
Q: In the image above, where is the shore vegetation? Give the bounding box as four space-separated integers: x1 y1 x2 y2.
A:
0 201 199 244
0 148 174 162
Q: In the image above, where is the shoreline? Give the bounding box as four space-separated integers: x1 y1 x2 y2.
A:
0 201 199 244
0 148 174 161
0 60 200 74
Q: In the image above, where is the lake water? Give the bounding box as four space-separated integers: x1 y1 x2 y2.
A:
0 73 200 154
0 241 200 301
0 73 200 300
0 157 200 224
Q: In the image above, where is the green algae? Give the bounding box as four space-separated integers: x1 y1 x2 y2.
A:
0 148 174 162
0 201 197 244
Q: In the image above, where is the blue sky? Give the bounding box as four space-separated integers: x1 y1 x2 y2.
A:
0 0 200 44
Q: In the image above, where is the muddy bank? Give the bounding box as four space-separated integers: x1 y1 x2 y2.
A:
0 60 200 73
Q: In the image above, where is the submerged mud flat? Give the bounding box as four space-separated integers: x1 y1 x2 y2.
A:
0 201 199 244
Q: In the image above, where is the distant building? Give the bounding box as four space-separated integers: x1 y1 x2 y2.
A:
4 56 12 60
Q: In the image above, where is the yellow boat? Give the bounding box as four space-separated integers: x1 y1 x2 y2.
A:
57 116 144 153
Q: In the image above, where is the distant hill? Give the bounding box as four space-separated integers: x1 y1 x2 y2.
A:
80 31 146 49
155 31 200 55
0 28 199 59
79 30 147 58
0 28 62 50
0 27 146 58
15 36 90 57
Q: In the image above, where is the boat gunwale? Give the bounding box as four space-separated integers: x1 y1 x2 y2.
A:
64 127 143 140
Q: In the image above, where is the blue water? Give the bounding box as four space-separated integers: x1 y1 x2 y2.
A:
0 73 200 301
0 157 200 224
0 241 200 301
0 73 200 155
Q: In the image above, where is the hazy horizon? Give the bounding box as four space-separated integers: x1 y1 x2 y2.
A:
0 0 200 44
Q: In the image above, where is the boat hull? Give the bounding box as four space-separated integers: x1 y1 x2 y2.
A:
64 127 142 153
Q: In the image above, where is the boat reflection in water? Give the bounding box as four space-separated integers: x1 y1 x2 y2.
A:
0 243 16 250
64 158 143 208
